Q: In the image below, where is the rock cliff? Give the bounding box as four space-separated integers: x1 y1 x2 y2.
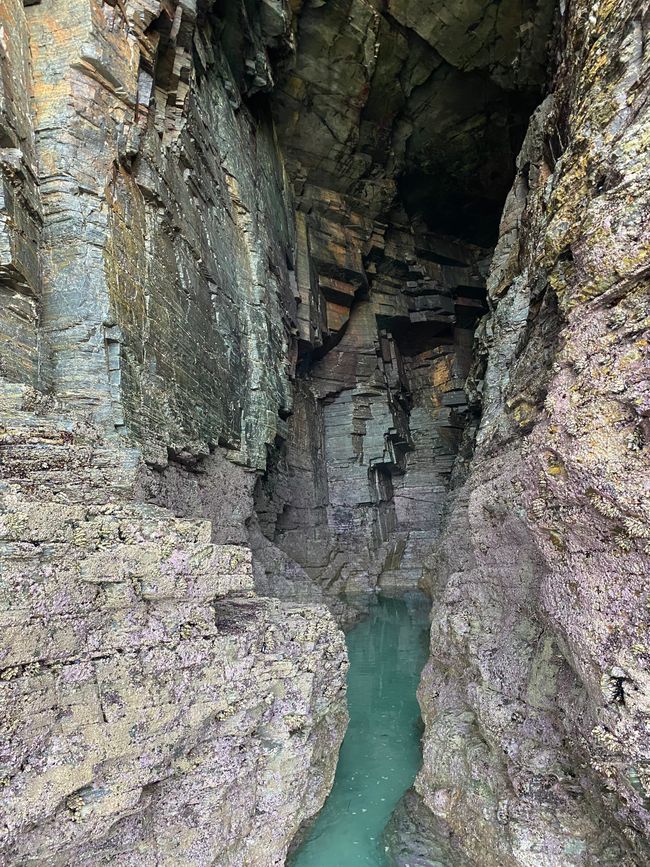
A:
0 2 348 864
0 0 648 864
417 1 650 864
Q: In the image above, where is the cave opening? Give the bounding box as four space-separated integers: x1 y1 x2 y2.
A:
249 0 557 596
243 3 558 863
203 0 557 600
3 0 648 865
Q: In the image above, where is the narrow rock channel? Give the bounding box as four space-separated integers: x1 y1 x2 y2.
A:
1 0 648 864
290 594 431 867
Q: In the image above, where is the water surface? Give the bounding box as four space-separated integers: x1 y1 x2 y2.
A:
290 593 431 867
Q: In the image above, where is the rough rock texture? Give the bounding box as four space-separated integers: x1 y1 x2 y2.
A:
0 2 348 864
417 1 650 864
253 0 557 594
0 0 42 385
27 0 297 468
3 0 517 603
2 0 649 863
256 226 489 593
272 0 554 244
0 395 347 867
383 788 472 866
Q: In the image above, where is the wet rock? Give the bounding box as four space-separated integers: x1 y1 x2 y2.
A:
383 788 472 867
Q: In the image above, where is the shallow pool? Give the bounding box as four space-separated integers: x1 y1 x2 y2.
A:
289 593 431 867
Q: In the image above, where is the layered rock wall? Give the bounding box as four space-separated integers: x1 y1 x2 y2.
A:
2 0 649 864
0 391 347 865
0 2 349 864
417 1 650 863
252 0 557 593
0 0 42 385
255 220 489 593
25 0 297 466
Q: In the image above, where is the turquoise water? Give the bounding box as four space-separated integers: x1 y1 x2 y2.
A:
290 593 431 867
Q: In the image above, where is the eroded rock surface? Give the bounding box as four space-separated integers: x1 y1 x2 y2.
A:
0 384 347 867
417 1 650 863
1 0 649 863
254 0 556 594
0 2 348 864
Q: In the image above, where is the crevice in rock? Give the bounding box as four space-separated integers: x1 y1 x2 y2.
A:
2 0 649 865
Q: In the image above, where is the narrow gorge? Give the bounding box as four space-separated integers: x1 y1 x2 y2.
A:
0 0 648 864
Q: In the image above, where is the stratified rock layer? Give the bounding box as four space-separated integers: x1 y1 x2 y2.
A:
417 1 650 863
0 384 347 867
255 0 556 594
0 0 42 385
0 2 348 864
1 0 649 863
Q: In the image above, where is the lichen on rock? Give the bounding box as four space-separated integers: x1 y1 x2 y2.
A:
416 0 650 863
1 0 649 863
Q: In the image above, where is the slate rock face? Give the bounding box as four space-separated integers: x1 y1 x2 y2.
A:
0 0 42 385
252 0 557 594
253 224 491 594
0 378 348 866
1 0 649 864
416 1 650 863
24 0 298 469
0 2 348 865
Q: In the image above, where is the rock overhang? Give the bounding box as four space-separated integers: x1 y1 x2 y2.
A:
270 0 556 245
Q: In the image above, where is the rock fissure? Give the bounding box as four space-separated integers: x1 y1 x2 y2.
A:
0 0 648 864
